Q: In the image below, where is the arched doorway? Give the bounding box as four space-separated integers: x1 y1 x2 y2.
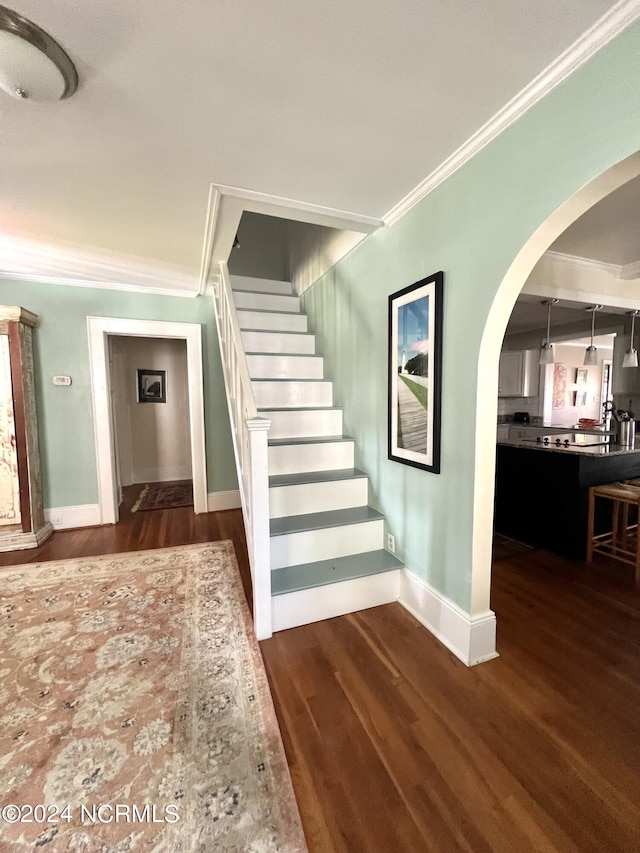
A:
472 150 640 630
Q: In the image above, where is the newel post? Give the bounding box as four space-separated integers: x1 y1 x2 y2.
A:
246 416 272 640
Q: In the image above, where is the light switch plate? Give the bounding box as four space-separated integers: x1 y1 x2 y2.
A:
53 375 72 386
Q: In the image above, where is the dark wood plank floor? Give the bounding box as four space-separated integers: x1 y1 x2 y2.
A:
3 496 640 851
261 550 640 852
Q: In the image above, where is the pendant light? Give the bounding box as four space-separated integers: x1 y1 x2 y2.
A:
583 305 602 366
538 298 559 365
623 310 639 368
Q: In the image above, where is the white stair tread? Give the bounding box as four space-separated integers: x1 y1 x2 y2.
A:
270 505 383 536
271 549 403 595
269 468 367 487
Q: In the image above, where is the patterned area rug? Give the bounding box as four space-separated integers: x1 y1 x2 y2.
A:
131 481 193 513
0 543 306 852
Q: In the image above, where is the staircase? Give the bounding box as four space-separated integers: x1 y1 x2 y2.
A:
232 274 403 633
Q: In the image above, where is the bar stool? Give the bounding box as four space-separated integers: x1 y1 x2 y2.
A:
587 482 640 587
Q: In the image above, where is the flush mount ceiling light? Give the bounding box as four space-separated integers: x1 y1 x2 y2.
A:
538 298 559 365
583 304 603 366
623 310 640 368
0 5 77 101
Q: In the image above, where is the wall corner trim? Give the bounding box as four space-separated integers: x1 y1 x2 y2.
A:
399 569 498 666
207 490 241 511
384 0 640 226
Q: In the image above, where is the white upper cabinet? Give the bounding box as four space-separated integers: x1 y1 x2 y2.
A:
498 350 539 397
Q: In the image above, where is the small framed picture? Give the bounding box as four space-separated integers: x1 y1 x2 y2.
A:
574 390 587 407
137 369 166 403
575 367 588 385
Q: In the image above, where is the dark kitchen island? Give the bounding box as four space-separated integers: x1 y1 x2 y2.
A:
495 435 640 560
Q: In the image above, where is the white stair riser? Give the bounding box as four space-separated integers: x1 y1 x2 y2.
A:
262 409 343 439
272 571 401 632
234 291 300 312
253 381 332 409
269 478 368 519
270 520 384 569
268 441 355 475
246 354 323 380
231 276 293 295
237 310 307 333
241 330 314 354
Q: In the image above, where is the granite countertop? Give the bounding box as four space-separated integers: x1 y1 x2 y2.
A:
497 435 640 456
500 421 616 435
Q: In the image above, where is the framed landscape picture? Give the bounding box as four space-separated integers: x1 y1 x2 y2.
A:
388 271 443 473
137 369 166 403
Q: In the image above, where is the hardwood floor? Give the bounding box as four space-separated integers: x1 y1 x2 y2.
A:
260 549 640 852
0 485 254 608
2 498 639 851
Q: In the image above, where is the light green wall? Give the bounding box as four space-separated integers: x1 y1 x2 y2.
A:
301 22 640 610
0 280 238 508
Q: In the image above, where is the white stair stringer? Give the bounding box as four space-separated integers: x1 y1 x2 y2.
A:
230 275 403 631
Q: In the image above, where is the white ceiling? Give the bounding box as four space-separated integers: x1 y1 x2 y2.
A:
550 173 640 266
0 0 631 293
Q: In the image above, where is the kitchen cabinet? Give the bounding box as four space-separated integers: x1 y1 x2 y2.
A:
495 441 640 560
612 330 640 396
498 349 539 397
498 351 524 396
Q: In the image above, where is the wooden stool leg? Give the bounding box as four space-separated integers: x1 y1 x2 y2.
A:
612 500 621 554
587 487 595 563
635 497 640 589
621 504 630 550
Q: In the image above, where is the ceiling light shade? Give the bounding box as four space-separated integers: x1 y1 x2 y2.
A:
0 5 77 101
584 346 598 366
623 310 639 368
583 304 602 366
539 343 555 364
538 298 558 365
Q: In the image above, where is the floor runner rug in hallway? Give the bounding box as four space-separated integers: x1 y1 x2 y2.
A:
0 543 306 852
131 480 193 512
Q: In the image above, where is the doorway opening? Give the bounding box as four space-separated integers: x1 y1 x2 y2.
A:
109 335 193 517
87 317 207 524
477 150 640 632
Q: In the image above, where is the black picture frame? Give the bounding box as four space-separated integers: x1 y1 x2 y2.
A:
388 271 443 473
137 369 166 403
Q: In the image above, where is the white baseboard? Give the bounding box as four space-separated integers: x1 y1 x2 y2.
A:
272 570 401 632
131 466 193 483
399 569 498 666
207 490 241 511
45 504 102 530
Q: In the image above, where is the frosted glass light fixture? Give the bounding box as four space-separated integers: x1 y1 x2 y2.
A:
583 305 602 366
623 310 639 368
0 5 77 101
538 298 559 365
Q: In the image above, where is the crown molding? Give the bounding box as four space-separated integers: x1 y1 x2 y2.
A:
198 185 222 296
0 235 198 298
384 0 640 226
544 250 621 276
619 259 640 280
199 182 383 289
211 184 382 232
